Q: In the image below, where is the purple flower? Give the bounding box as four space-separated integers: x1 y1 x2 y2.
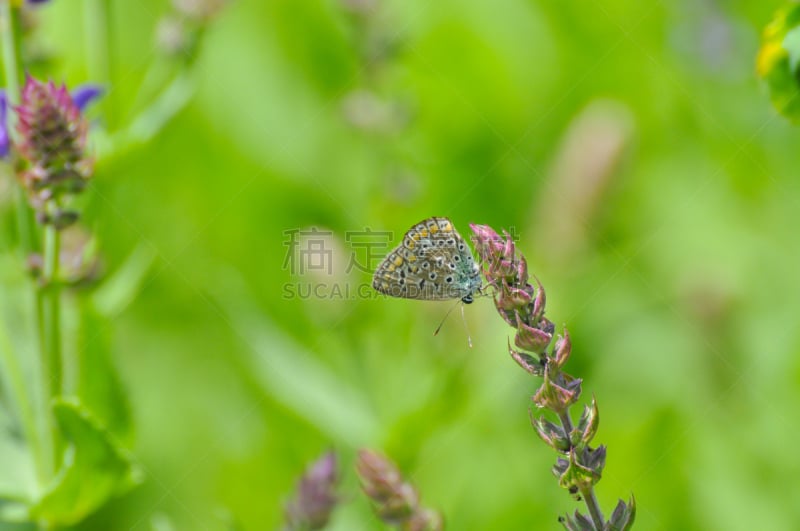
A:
0 91 8 158
70 85 104 112
284 451 340 530
356 449 443 530
0 83 102 160
12 76 104 221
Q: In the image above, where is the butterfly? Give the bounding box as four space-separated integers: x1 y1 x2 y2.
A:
372 217 482 304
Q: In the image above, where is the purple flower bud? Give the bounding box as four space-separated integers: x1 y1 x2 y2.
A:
0 91 8 158
608 495 637 531
491 257 516 279
533 367 581 413
517 255 529 285
15 76 93 213
357 449 418 524
553 330 572 368
70 84 104 112
497 283 532 312
501 229 515 260
531 414 570 452
356 449 442 530
572 396 599 448
509 339 544 376
284 451 340 530
469 223 502 261
514 313 553 354
554 447 603 495
531 276 546 320
0 82 101 162
558 510 596 530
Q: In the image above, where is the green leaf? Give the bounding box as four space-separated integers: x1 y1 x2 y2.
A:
0 425 36 522
783 26 800 74
758 3 800 122
77 300 133 441
29 399 143 526
90 243 155 318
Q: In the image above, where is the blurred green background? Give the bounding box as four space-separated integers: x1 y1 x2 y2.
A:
3 0 800 529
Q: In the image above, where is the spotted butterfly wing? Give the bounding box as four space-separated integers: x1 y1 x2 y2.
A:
372 217 482 303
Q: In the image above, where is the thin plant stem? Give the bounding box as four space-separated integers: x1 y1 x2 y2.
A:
42 215 62 399
580 485 605 531
41 204 63 471
1 0 54 484
558 410 605 530
472 221 635 528
558 411 574 435
0 0 36 255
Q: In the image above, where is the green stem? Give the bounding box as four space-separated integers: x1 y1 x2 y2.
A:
558 410 574 435
579 486 605 530
0 1 22 96
41 212 62 469
1 0 55 488
42 218 62 399
559 410 605 530
1 0 36 255
84 0 115 129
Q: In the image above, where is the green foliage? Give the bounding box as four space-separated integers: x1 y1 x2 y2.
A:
758 3 800 121
1 0 800 529
29 400 142 526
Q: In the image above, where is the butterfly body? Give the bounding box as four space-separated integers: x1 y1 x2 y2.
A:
372 217 481 303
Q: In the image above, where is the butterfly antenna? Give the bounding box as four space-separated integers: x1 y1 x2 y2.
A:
460 303 473 348
433 299 461 337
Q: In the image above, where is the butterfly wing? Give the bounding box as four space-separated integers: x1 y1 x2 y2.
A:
372 217 481 301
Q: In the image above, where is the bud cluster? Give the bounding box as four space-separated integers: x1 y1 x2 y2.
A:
356 450 443 531
470 223 635 530
14 76 93 227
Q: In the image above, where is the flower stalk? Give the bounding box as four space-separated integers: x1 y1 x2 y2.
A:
470 223 635 531
42 210 62 398
11 75 97 480
0 0 53 485
1 0 36 254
